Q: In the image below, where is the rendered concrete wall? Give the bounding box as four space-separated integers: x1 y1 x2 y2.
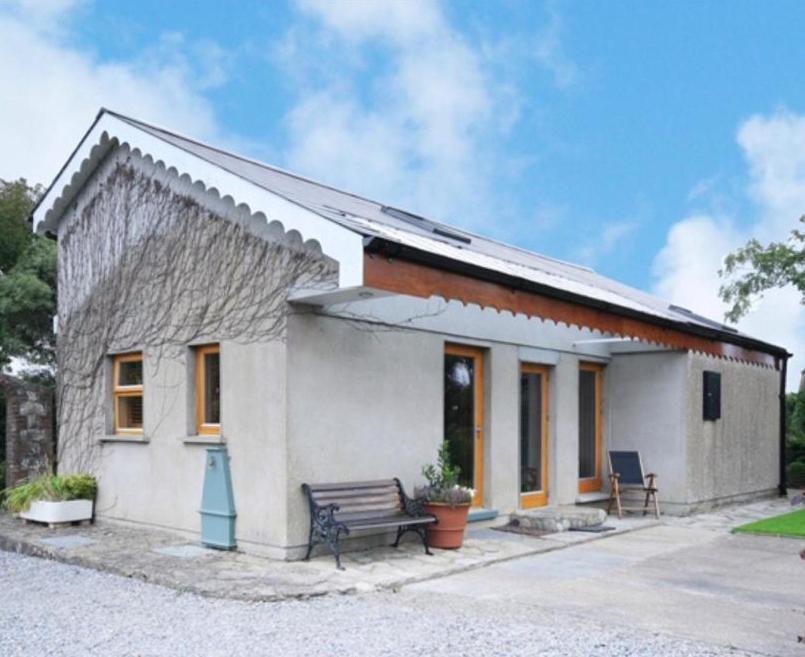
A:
284 313 445 555
684 353 779 510
606 351 688 506
55 147 325 559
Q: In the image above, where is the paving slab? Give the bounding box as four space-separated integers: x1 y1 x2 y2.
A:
0 512 656 602
410 500 805 657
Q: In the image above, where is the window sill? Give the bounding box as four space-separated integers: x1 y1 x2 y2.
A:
182 434 225 446
98 434 149 444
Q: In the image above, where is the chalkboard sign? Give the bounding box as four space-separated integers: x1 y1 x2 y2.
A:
608 451 644 485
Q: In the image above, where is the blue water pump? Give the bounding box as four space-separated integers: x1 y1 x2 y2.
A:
199 446 237 550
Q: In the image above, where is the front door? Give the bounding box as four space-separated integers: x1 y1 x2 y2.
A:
520 364 549 508
578 362 604 493
444 344 485 506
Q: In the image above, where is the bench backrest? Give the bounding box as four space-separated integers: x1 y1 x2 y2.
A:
608 450 645 486
303 479 403 523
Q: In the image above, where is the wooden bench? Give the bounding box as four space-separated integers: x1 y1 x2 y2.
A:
301 478 436 569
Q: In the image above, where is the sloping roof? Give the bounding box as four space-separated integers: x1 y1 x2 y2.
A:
34 109 786 357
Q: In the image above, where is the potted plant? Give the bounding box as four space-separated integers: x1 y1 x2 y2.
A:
415 442 474 549
3 474 97 526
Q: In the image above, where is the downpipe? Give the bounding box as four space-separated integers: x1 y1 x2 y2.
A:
779 354 790 497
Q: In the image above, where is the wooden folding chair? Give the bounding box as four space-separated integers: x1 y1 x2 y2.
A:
607 450 660 519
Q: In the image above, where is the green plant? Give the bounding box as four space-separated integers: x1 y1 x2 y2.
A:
415 441 474 506
788 461 805 488
2 474 97 513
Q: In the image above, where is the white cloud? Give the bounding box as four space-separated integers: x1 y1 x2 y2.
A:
652 111 805 389
0 1 226 186
533 2 579 89
277 0 561 232
573 219 638 267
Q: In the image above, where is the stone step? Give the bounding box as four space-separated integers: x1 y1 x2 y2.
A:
509 506 607 533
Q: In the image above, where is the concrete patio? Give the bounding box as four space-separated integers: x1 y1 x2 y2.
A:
0 510 655 601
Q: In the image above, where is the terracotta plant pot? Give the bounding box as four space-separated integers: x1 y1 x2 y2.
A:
422 502 471 549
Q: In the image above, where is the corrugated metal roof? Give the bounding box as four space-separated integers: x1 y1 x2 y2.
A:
110 111 757 341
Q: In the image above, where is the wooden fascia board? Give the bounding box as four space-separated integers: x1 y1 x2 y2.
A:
363 252 779 368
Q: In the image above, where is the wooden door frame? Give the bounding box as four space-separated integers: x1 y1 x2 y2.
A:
444 343 485 506
578 362 604 494
519 363 550 509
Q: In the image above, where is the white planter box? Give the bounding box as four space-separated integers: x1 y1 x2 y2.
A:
19 499 93 524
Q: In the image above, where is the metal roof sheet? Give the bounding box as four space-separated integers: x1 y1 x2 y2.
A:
103 111 762 343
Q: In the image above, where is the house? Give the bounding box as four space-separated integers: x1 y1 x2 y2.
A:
33 109 789 559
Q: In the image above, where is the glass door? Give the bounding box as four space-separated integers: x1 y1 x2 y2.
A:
578 362 604 493
444 344 485 506
520 364 549 508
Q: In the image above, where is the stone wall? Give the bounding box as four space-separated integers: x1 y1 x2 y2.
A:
0 375 54 487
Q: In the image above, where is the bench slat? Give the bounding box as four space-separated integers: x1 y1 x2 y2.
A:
307 479 397 493
336 508 408 522
312 488 399 503
344 516 436 531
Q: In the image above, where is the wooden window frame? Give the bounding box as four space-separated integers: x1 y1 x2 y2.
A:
113 352 144 435
195 344 221 436
520 363 550 509
578 362 604 493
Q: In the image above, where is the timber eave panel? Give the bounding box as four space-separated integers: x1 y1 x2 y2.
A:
362 251 781 369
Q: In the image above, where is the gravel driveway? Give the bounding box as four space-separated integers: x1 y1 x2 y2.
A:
1 551 756 657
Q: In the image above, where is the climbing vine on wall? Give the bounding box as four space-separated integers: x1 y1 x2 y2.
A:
57 158 337 472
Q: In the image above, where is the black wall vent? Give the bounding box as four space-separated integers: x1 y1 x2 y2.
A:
703 370 721 421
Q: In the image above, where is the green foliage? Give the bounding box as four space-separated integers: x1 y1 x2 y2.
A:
0 179 41 274
719 216 805 322
3 474 97 513
415 441 474 506
788 462 805 488
0 191 57 369
785 390 805 489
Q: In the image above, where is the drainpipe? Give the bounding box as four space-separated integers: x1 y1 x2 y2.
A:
779 354 790 497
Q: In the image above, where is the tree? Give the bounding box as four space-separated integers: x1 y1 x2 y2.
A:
718 216 805 322
0 179 41 274
0 179 56 372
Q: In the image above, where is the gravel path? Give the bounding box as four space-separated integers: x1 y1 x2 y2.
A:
0 551 756 657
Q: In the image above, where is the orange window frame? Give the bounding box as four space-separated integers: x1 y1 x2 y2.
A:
113 353 144 435
578 362 604 493
195 344 221 436
520 364 550 509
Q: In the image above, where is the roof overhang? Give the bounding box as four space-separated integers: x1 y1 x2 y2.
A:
362 237 788 367
32 110 366 288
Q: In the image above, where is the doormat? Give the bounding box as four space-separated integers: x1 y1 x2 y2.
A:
568 524 616 533
492 523 553 538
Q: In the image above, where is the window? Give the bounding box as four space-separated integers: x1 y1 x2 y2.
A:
196 344 221 435
113 353 143 434
578 362 604 493
520 364 550 508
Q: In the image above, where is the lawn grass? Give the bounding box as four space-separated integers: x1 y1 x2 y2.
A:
733 508 805 538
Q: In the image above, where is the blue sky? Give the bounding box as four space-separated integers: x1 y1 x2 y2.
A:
1 0 802 385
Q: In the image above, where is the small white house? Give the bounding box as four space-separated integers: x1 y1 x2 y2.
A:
34 110 788 559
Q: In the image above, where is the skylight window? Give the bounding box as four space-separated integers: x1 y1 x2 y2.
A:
381 206 471 245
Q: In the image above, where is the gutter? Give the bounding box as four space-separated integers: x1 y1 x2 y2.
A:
363 236 788 359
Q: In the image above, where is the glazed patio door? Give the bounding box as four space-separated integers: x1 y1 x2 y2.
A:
444 344 485 506
520 364 549 508
578 362 604 493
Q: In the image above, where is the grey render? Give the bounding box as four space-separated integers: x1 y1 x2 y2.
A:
39 110 785 559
